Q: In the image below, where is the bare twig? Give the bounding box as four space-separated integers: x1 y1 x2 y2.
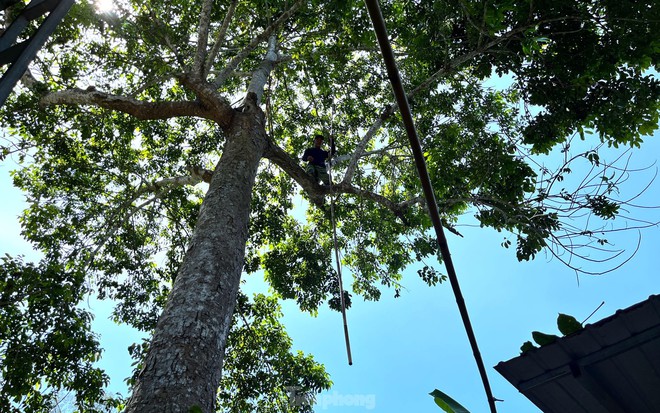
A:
581 301 605 324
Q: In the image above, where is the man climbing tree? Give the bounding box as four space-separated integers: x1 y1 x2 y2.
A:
0 0 658 412
302 133 336 185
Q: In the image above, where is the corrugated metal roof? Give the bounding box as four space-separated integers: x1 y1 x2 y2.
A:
495 295 660 413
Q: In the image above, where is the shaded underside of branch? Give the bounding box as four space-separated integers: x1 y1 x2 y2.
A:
40 88 216 121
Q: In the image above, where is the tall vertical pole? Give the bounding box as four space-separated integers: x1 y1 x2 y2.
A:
363 1 497 411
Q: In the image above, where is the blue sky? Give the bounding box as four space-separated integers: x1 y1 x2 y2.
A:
1 130 659 413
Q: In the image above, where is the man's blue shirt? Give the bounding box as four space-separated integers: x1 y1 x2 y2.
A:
302 147 330 166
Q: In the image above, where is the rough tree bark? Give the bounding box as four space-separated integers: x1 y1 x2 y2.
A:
123 96 268 413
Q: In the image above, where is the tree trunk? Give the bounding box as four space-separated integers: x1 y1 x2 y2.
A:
124 107 267 413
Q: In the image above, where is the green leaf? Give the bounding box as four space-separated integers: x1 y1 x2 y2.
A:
532 331 559 346
557 313 582 336
429 389 471 413
520 341 537 354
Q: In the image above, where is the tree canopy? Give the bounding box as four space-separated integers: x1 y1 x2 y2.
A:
0 0 658 411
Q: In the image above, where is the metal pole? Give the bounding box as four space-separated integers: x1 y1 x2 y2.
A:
363 1 497 411
0 0 74 106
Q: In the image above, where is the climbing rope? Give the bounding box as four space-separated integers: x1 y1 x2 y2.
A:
326 139 353 366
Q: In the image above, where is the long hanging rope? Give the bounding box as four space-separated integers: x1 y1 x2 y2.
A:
327 104 353 365
363 1 498 412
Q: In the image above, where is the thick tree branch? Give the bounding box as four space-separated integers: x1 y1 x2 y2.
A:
246 35 278 106
173 76 236 127
263 138 326 207
212 0 304 88
40 88 215 121
137 166 214 196
331 181 423 222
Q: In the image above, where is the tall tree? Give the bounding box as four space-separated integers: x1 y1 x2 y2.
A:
1 0 658 411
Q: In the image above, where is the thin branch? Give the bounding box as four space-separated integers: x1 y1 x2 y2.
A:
343 105 396 183
212 0 304 88
147 10 185 67
332 181 420 219
342 19 550 185
204 0 238 78
332 145 405 168
263 136 427 223
84 195 159 270
135 166 214 197
545 232 641 276
193 0 216 77
581 301 605 325
83 167 212 270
